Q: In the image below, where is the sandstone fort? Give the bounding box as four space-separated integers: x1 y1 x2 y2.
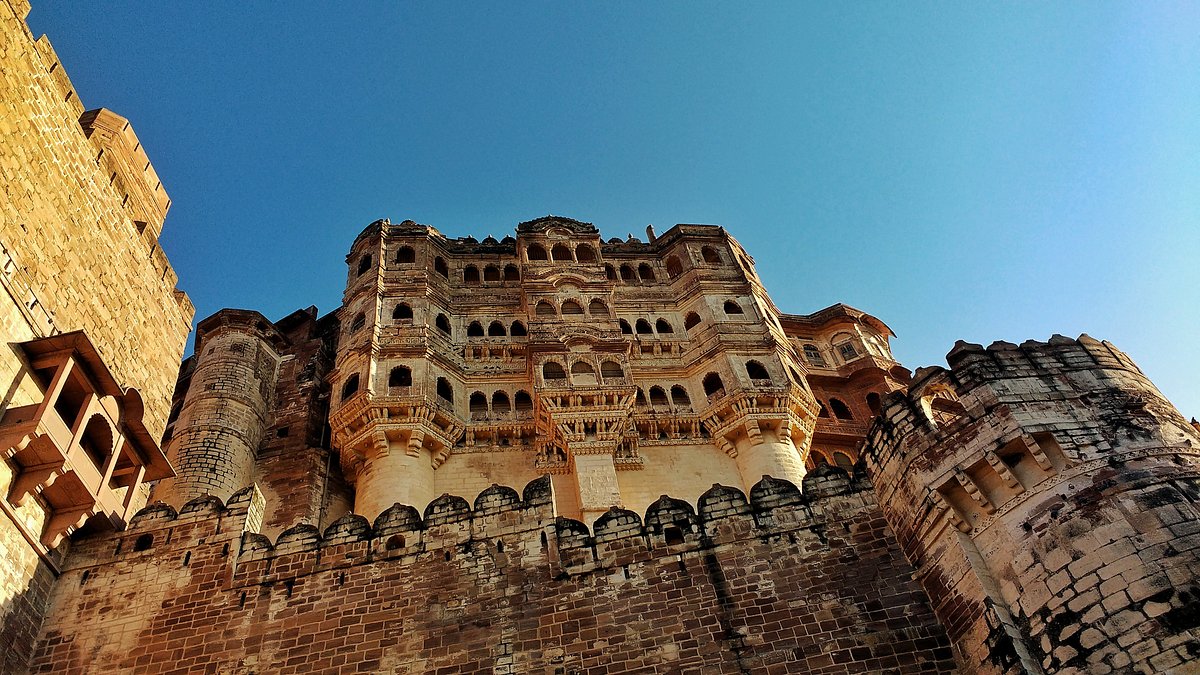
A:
3 2 1200 673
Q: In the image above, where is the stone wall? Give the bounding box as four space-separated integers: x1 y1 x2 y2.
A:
29 469 957 673
865 335 1200 674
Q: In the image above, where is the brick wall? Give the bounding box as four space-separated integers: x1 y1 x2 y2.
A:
29 468 956 673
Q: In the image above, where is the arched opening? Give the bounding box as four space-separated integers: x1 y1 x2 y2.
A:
701 246 721 264
635 388 647 406
670 385 691 407
575 244 596 262
435 314 451 335
357 254 372 276
665 256 683 278
635 319 653 335
745 360 771 382
649 386 669 407
436 377 454 403
434 257 448 277
503 264 520 281
527 244 548 261
551 243 573 261
467 321 484 337
655 318 673 334
684 312 701 330
80 414 113 471
818 401 829 418
341 374 360 401
464 265 481 285
830 398 854 420
588 299 610 316
723 300 744 315
386 534 406 550
620 265 636 281
543 362 566 380
703 372 725 397
619 319 633 335
488 321 506 337
867 392 882 415
810 451 829 466
396 246 415 264
470 391 488 416
600 361 623 379
389 366 412 388
571 361 596 384
392 303 413 321
133 534 153 552
637 263 656 282
561 300 584 316
535 301 556 317
510 321 528 336
834 452 854 469
492 391 510 412
483 265 500 282
515 390 533 412
605 264 618 281
349 313 366 332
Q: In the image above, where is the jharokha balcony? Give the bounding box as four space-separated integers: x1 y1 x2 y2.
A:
0 332 173 549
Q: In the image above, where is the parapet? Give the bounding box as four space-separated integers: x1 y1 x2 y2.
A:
79 108 171 241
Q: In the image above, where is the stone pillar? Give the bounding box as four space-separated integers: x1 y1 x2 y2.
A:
153 313 281 506
352 432 436 520
731 424 807 491
574 453 621 525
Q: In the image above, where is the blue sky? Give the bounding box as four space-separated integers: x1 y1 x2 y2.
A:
30 3 1199 417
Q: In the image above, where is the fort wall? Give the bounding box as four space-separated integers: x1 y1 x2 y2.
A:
30 470 957 673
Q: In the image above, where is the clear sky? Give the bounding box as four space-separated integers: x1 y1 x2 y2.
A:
29 3 1200 417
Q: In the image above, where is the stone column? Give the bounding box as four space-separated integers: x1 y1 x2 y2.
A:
352 432 436 520
731 424 807 491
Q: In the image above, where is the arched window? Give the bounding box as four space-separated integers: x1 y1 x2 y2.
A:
655 318 673 334
389 366 412 388
488 321 506 336
605 264 618 281
810 451 829 466
464 265 481 285
665 256 683 278
527 244 548 261
79 415 114 470
435 313 451 335
543 362 566 380
510 321 528 336
635 319 653 335
834 452 854 469
684 312 701 330
837 341 860 361
551 243 573 261
619 319 633 335
357 254 372 276
535 300 556 317
386 534 406 550
818 401 829 418
571 361 595 377
830 398 854 420
393 303 413 321
670 385 691 407
867 392 882 415
515 390 533 412
561 300 584 316
503 264 520 281
467 321 484 337
701 246 721 264
746 360 771 382
483 265 500 282
492 391 510 412
703 372 725 397
637 263 656 282
601 361 623 379
588 299 610 316
341 374 360 401
620 265 636 281
575 244 596 262
635 388 647 406
436 377 453 403
723 300 744 315
396 246 415 264
803 344 825 366
349 313 366 332
649 386 669 406
469 391 488 416
434 257 448 277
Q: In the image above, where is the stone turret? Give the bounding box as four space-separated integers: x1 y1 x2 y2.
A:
864 335 1200 674
152 311 285 505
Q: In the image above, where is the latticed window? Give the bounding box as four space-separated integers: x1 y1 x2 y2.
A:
838 342 859 361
